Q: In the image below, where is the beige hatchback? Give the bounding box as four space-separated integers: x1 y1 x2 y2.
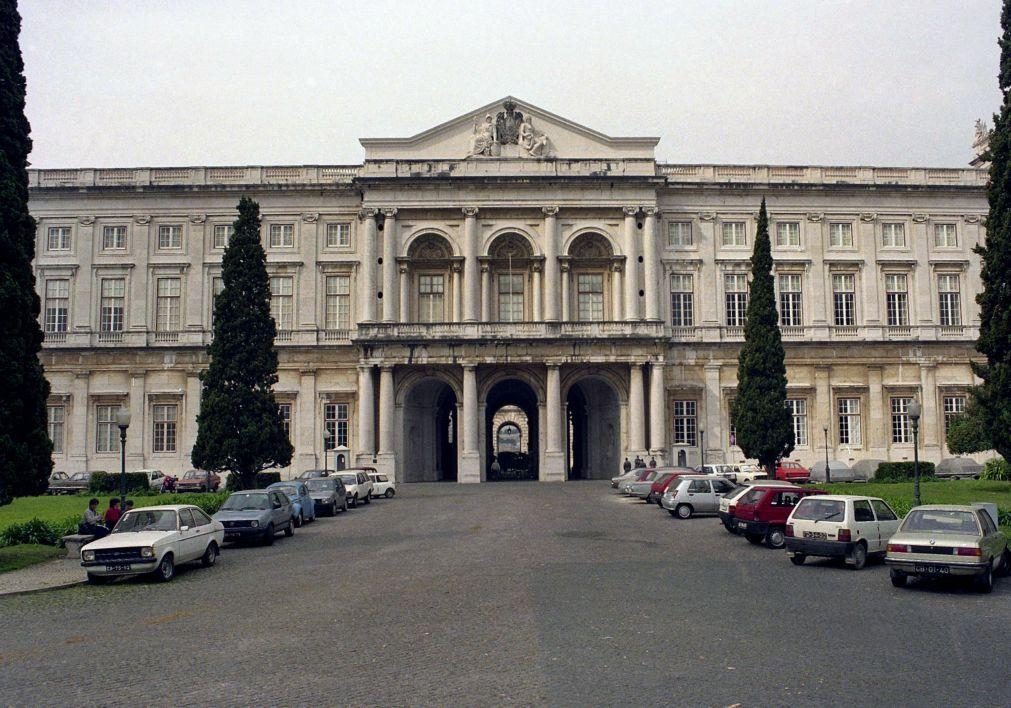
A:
785 495 901 570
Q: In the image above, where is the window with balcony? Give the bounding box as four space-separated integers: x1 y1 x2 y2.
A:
102 225 126 250
325 275 351 330
787 399 808 446
937 274 961 326
670 274 694 327
96 404 120 453
48 405 65 454
326 222 351 248
576 273 604 322
498 274 524 322
721 222 747 247
943 395 966 436
47 226 71 251
832 274 856 326
212 224 233 249
100 278 126 332
324 402 349 448
776 222 800 247
153 404 177 453
418 274 445 323
44 279 70 333
885 274 909 326
672 400 697 446
668 221 692 247
269 223 294 248
777 274 803 326
934 223 957 247
269 276 294 331
837 398 861 446
725 274 749 326
155 278 181 332
829 222 853 248
158 225 182 249
881 223 905 247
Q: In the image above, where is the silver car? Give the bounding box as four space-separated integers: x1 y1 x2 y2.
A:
662 475 738 519
622 469 664 496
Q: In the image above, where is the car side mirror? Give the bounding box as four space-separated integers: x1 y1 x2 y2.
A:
180 525 190 532
273 503 281 509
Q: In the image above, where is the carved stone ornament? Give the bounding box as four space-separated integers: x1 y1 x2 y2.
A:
542 206 559 217
806 213 823 222
698 212 716 222
189 214 206 224
78 216 95 225
642 207 659 217
912 214 928 223
408 234 452 260
860 213 877 222
496 100 524 145
358 208 379 221
302 213 319 223
381 208 398 219
964 214 982 224
461 207 479 217
133 215 151 225
569 232 613 259
623 206 640 217
467 101 554 159
467 114 497 157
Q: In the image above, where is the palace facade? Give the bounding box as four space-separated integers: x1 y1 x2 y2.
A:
29 97 989 482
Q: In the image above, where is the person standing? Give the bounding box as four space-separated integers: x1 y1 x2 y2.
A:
648 456 657 468
622 457 632 474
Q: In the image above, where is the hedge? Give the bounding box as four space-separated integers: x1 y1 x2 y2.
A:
89 472 151 494
873 461 936 482
225 472 282 491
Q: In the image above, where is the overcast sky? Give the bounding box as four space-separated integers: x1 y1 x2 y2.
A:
19 0 1002 169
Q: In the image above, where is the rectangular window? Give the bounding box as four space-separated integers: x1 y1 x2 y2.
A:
326 222 351 248
885 274 909 326
269 276 294 330
158 225 181 249
324 402 349 448
882 223 905 247
829 222 853 248
672 400 698 446
48 405 65 454
787 399 808 446
47 226 71 251
725 274 749 326
44 279 70 333
938 274 961 326
934 223 957 247
670 274 694 327
668 221 693 247
153 404 177 453
943 395 966 436
576 273 604 322
728 398 737 447
100 278 126 332
776 222 800 247
211 277 224 325
778 274 803 326
418 274 445 323
497 274 524 322
837 398 861 446
832 274 856 326
155 278 181 332
212 224 232 249
96 404 119 454
891 397 913 443
278 403 292 441
721 221 747 247
325 275 351 330
102 225 126 250
269 223 294 247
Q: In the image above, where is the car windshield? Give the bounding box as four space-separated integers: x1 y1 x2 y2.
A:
305 480 334 492
340 475 357 485
902 510 980 535
114 509 177 533
183 471 201 479
655 474 674 485
71 473 89 481
793 499 846 521
273 486 300 498
221 493 270 511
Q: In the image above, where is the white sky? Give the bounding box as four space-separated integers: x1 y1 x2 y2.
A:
19 0 1002 169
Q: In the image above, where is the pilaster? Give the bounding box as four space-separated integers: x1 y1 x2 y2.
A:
460 364 480 483
623 206 640 321
382 208 399 323
542 206 559 321
358 209 378 323
628 363 646 455
649 360 666 463
356 365 375 464
463 207 479 322
643 207 660 321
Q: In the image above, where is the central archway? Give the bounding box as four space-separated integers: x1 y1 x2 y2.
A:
485 379 539 481
566 377 621 480
402 378 458 482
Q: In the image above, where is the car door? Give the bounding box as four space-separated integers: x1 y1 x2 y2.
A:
686 479 713 511
177 508 201 562
976 510 1003 564
869 499 900 552
270 492 288 528
851 500 878 550
710 478 736 513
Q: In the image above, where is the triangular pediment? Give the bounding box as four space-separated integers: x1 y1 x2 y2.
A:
360 96 659 162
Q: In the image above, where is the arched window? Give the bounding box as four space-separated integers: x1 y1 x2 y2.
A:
407 234 455 323
488 233 534 322
568 233 615 322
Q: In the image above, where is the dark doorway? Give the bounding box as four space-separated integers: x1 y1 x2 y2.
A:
403 379 457 481
566 378 621 480
485 379 539 481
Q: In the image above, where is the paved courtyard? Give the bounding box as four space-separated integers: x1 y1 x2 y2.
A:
1 482 1009 706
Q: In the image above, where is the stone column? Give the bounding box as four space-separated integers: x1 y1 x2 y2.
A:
643 207 660 322
69 373 90 468
298 370 317 472
358 209 378 323
381 208 398 323
185 216 205 333
814 365 832 456
74 218 96 333
480 264 491 321
542 207 560 321
377 365 397 480
127 372 146 467
460 365 480 483
920 364 939 453
623 206 640 321
463 208 479 322
398 265 410 323
299 215 318 329
543 364 566 481
911 215 932 326
531 264 542 321
628 364 646 454
452 264 463 323
703 363 722 463
560 263 571 321
356 365 375 464
649 360 666 463
611 264 623 320
867 365 886 457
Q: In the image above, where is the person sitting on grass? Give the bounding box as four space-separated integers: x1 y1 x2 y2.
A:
79 498 109 539
104 498 122 530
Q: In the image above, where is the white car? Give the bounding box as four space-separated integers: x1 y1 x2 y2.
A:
80 504 224 583
698 464 742 483
368 472 397 498
134 468 166 491
337 469 375 507
611 468 642 488
736 464 768 483
785 495 902 570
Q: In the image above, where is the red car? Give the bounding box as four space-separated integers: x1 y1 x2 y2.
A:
648 467 700 505
775 460 811 484
731 484 825 549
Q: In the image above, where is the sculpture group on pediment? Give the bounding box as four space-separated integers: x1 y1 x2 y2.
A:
467 101 554 159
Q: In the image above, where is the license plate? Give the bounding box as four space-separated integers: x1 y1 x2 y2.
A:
914 564 949 575
803 531 828 540
225 531 239 537
105 563 132 572
737 521 749 530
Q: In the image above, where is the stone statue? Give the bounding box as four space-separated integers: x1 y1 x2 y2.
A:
974 118 992 151
495 100 524 145
518 116 551 157
468 114 495 157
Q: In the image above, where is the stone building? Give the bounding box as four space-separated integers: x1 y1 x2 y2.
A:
29 97 988 482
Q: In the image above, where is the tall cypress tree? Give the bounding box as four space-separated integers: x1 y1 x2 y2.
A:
192 197 292 488
972 0 1011 462
732 198 794 475
0 0 52 505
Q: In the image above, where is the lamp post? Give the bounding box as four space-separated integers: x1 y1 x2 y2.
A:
116 406 131 514
823 426 831 484
323 427 333 473
699 428 705 470
909 400 922 507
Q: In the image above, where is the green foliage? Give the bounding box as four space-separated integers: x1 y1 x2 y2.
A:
972 0 1011 462
0 515 77 547
0 543 63 573
225 471 281 491
141 491 230 516
732 199 794 474
0 1 52 505
873 461 937 482
945 402 993 454
192 197 293 489
87 472 151 494
981 458 1011 481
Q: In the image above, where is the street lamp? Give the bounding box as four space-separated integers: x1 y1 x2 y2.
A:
323 426 333 473
116 406 131 514
909 400 922 507
699 428 705 470
823 426 831 484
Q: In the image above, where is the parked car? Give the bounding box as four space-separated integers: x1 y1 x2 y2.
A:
698 464 742 483
611 467 644 489
785 495 902 569
337 469 374 507
48 471 95 495
267 481 317 526
632 471 675 500
368 472 396 498
885 504 1011 592
133 469 166 491
305 477 347 516
732 484 825 548
648 467 701 505
622 468 666 497
775 460 811 484
297 469 333 480
48 471 69 487
661 474 738 519
212 490 295 545
736 464 768 483
175 469 221 493
79 504 223 583
718 480 795 533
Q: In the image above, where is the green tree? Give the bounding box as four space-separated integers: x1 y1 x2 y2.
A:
0 0 52 505
731 198 794 475
972 0 1011 462
945 402 993 455
192 197 292 488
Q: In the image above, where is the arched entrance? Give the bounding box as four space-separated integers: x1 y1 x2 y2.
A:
402 379 458 481
485 379 539 481
566 378 621 480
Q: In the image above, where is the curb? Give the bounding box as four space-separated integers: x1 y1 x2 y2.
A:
0 578 86 598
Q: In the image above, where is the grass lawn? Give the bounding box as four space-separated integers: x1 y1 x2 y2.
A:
0 543 64 573
0 493 167 527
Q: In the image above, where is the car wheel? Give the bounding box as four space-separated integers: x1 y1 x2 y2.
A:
264 523 275 545
364 493 371 505
284 519 294 537
998 549 1011 577
294 512 303 528
848 542 868 570
201 542 218 568
975 564 994 593
385 489 394 498
156 554 175 582
890 570 907 588
790 554 806 566
675 504 693 520
765 527 786 549
341 498 348 512
351 494 358 508
330 502 339 517
745 533 764 545
86 573 109 585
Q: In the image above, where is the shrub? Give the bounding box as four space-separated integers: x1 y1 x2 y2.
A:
873 462 936 482
142 491 230 516
89 472 151 494
0 516 79 548
980 458 1011 482
225 471 282 491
